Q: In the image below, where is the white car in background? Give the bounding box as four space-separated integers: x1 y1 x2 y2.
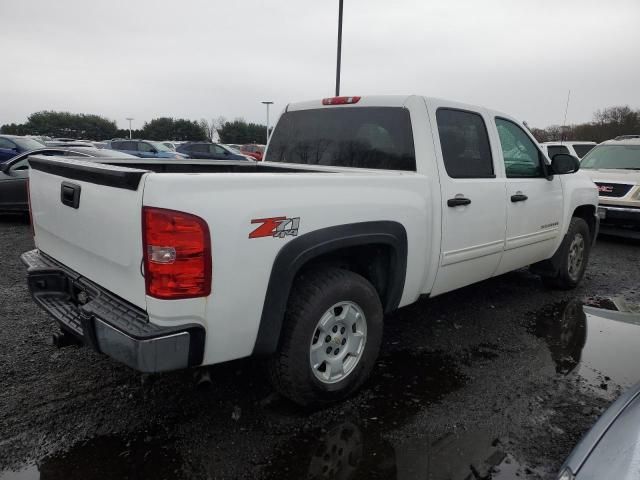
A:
541 141 597 161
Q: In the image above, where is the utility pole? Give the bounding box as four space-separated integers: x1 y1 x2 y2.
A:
126 117 134 139
561 90 571 143
261 101 274 143
335 0 344 96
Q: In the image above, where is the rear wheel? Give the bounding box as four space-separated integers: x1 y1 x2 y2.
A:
541 217 591 289
269 268 383 406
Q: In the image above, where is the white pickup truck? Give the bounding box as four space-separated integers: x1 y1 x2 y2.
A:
22 95 599 406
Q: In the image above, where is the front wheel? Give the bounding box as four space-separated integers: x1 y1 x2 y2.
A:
269 268 383 406
541 217 591 290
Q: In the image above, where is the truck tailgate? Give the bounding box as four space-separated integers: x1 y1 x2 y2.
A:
28 157 150 309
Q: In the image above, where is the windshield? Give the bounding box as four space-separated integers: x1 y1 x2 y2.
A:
264 107 416 171
13 137 46 151
581 144 640 170
148 141 172 152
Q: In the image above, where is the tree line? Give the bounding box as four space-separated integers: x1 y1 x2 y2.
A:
1 111 269 144
5 105 636 146
529 105 639 143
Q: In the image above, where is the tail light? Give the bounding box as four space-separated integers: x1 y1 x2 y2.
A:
322 96 361 105
27 178 35 237
142 207 211 299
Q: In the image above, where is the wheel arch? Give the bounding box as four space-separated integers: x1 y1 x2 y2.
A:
252 221 408 356
571 204 597 242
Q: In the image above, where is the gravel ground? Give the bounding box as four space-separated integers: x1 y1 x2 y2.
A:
1 215 639 479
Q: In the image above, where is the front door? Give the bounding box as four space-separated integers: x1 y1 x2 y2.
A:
492 117 563 275
429 106 507 296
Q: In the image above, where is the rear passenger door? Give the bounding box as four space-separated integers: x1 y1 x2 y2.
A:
429 106 507 296
492 118 563 275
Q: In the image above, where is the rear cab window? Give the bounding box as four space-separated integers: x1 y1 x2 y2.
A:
572 144 595 158
265 107 416 171
546 145 570 159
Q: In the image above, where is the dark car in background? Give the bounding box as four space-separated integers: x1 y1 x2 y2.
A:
177 142 252 160
107 139 187 159
0 147 136 212
0 135 45 162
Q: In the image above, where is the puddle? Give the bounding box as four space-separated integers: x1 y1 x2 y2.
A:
263 420 543 480
532 297 640 391
361 350 467 422
0 433 181 480
263 350 545 479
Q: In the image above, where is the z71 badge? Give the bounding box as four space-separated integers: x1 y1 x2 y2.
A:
249 216 300 239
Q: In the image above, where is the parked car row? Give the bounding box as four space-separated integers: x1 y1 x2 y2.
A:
2 131 638 238
0 146 135 212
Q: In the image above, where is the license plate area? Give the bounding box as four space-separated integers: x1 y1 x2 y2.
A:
27 267 98 307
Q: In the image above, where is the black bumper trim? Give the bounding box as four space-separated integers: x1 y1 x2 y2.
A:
21 249 205 371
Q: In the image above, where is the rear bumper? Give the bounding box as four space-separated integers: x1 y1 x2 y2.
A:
21 249 205 372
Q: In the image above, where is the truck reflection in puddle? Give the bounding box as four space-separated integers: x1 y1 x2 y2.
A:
263 419 541 480
263 350 541 480
533 296 640 393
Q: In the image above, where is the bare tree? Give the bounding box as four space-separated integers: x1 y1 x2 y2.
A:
198 118 216 141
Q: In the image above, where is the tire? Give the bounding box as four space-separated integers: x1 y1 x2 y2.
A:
541 217 591 290
269 267 383 406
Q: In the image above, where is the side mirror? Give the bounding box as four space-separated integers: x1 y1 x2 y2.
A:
551 153 580 175
149 149 157 154
0 162 10 173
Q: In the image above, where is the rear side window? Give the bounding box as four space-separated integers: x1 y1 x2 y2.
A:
572 144 595 158
265 107 416 171
113 141 136 150
547 145 570 159
436 109 494 178
189 144 208 154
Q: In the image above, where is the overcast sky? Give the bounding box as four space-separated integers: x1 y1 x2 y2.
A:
1 0 639 130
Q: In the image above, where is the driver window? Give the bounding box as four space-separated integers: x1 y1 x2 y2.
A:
495 118 544 178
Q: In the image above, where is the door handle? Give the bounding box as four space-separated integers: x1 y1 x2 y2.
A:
510 193 528 203
60 181 81 209
447 197 471 207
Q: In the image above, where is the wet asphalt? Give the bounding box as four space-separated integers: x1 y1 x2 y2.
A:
1 215 639 480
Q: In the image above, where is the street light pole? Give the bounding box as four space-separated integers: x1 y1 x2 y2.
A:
261 101 274 144
126 117 134 139
335 0 344 96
